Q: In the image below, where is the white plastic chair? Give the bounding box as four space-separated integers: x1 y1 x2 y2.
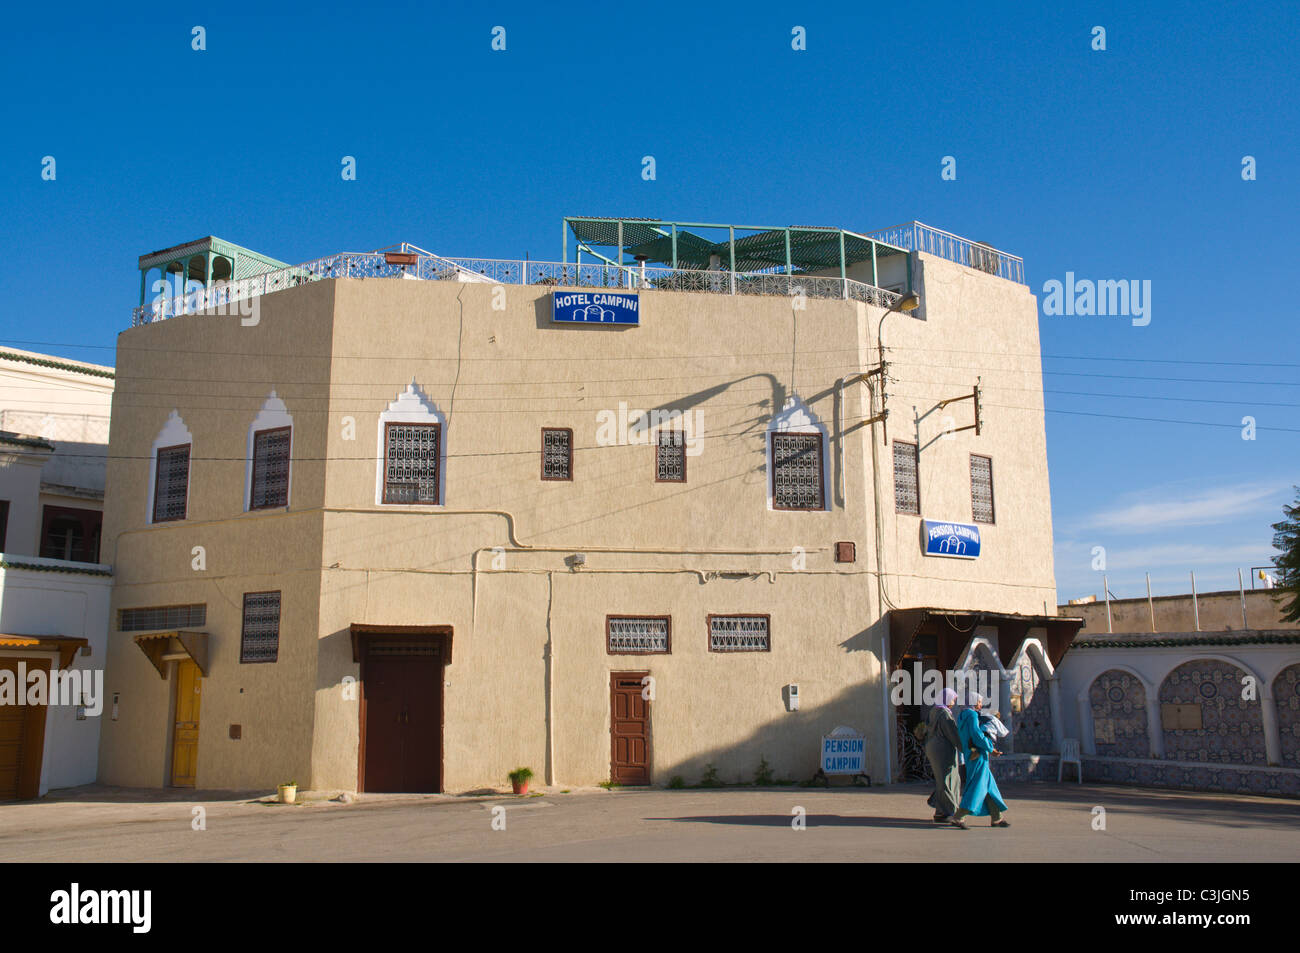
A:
1058 738 1082 783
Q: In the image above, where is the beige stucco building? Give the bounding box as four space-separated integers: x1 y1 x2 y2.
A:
97 221 1073 794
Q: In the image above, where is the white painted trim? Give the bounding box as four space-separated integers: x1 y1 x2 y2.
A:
765 395 829 512
374 381 446 506
145 411 193 524
244 391 294 511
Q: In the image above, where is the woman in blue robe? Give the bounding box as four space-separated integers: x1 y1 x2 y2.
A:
951 695 1009 829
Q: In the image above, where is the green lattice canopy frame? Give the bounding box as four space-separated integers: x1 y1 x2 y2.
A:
137 236 288 304
562 216 910 288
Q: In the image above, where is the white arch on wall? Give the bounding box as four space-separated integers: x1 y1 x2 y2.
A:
244 391 294 511
765 395 829 512
1075 662 1157 707
1153 653 1267 698
1076 662 1161 758
146 410 193 524
375 380 446 506
1155 653 1276 765
954 633 1008 677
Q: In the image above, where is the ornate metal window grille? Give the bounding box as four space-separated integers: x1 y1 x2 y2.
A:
120 604 206 632
250 426 291 509
607 616 670 654
153 444 190 522
366 640 441 658
656 430 686 482
893 441 920 515
970 454 995 523
770 433 823 510
541 428 573 481
240 591 281 663
384 422 440 504
708 614 771 652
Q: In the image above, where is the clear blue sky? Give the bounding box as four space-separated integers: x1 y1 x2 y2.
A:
2 1 1296 601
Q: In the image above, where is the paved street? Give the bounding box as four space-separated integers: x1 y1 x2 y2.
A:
2 781 1297 862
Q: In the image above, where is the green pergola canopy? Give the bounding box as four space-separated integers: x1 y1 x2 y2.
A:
564 216 907 275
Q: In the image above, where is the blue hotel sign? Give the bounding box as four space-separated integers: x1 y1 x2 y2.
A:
552 291 639 325
922 519 982 559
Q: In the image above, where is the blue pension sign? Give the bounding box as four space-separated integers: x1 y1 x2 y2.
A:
821 729 866 775
922 519 982 559
552 291 639 325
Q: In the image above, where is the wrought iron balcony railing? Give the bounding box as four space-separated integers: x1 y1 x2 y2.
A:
129 246 902 328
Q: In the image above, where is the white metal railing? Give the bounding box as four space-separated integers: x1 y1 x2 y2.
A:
130 249 901 327
865 221 1024 284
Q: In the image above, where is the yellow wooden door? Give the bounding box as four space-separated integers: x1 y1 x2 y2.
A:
0 658 49 800
171 658 201 787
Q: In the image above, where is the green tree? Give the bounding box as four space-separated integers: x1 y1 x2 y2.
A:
1271 486 1300 622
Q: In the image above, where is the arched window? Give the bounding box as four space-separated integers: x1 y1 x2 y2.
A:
148 411 193 523
245 392 293 511
766 396 828 511
376 381 446 505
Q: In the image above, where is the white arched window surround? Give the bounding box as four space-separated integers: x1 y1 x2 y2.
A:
375 380 447 506
244 391 294 512
765 395 829 511
146 410 193 524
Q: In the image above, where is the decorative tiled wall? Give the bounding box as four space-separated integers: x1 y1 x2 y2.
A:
1012 656 1055 754
1089 669 1150 758
1276 664 1300 769
1159 659 1267 764
1080 757 1300 799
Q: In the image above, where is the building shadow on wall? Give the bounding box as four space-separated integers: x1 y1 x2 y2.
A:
658 667 886 788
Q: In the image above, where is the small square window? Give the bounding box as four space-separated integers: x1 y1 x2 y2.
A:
708 614 771 652
240 591 281 663
656 430 686 482
606 616 671 654
541 428 573 481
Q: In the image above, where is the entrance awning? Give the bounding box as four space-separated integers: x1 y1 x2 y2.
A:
888 607 1084 671
132 631 209 679
0 634 89 670
350 624 453 663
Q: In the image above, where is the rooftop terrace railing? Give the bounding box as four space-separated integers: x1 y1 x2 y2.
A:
864 221 1024 285
129 247 902 327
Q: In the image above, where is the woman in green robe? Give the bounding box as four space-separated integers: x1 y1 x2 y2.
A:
923 687 963 822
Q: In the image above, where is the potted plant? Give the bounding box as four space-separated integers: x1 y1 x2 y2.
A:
278 781 298 804
508 767 533 796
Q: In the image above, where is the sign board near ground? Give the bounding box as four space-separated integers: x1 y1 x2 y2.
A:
552 291 639 325
821 726 866 775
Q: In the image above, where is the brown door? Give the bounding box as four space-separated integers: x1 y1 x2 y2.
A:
361 652 443 792
0 658 50 800
610 672 650 785
171 658 201 787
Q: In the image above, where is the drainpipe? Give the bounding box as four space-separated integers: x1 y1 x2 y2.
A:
880 627 892 784
545 572 556 787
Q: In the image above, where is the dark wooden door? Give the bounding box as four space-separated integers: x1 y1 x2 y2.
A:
610 672 650 785
362 655 442 793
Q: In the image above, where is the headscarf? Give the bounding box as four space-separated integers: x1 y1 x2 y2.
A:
940 688 959 710
964 689 984 708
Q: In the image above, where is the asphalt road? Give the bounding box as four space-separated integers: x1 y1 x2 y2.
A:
2 781 1297 862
